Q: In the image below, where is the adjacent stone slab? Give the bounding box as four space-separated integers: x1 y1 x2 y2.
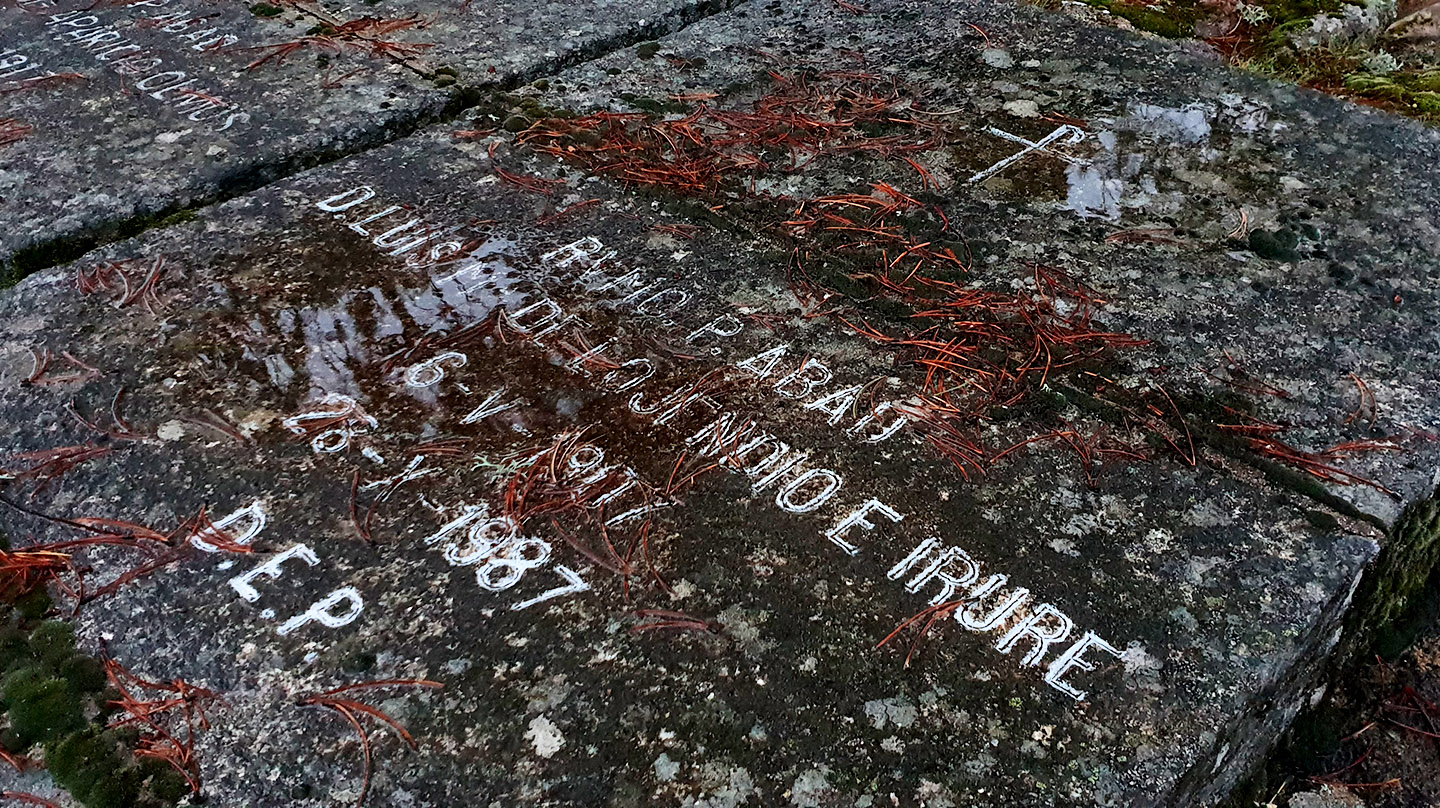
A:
534 0 1440 529
303 0 739 85
0 128 1378 807
0 0 730 272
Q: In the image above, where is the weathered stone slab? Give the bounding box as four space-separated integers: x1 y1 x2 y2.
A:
0 0 731 274
532 0 1440 530
309 0 739 85
0 128 1379 806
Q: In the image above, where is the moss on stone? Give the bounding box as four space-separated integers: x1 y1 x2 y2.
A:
46 727 144 808
0 581 182 806
1343 73 1440 119
1345 73 1405 99
2 202 204 290
12 587 51 621
15 677 190 808
628 96 690 115
1355 496 1440 657
59 654 108 694
1304 508 1342 532
1070 0 1204 38
3 670 85 747
160 210 200 228
29 620 77 668
635 41 662 60
1263 16 1319 49
0 624 28 673
1248 227 1300 261
1053 0 1440 125
248 2 283 15
143 757 191 803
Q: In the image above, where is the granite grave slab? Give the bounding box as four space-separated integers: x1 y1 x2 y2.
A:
0 124 1384 807
4 0 1439 805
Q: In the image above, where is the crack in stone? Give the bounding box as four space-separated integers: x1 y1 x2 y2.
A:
0 0 751 285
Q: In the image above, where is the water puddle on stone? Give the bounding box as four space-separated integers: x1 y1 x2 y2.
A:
957 96 1283 228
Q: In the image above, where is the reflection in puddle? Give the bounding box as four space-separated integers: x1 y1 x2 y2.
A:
249 237 533 401
1126 103 1213 144
1064 96 1274 220
301 303 365 398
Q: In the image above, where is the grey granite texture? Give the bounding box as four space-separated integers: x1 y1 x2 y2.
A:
533 0 1440 529
0 128 1380 806
0 0 736 271
3 0 1440 805
300 0 740 85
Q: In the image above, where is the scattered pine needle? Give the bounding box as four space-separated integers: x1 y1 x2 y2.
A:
629 608 717 635
0 118 33 147
103 652 225 795
1 792 61 808
298 679 444 808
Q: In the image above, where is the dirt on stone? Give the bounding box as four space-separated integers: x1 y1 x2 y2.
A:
1264 594 1440 808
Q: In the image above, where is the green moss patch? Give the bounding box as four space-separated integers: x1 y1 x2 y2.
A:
1040 0 1440 126
1079 0 1205 38
0 569 187 807
1344 71 1440 121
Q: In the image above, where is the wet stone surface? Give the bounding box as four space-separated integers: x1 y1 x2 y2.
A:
0 0 730 271
0 128 1386 806
533 0 1440 528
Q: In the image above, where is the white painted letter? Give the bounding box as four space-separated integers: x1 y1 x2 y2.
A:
825 499 903 556
776 468 843 514
277 587 364 635
229 544 319 602
775 360 832 399
191 499 267 553
996 603 1075 667
955 575 1030 632
316 185 376 212
1044 631 1122 701
685 314 744 353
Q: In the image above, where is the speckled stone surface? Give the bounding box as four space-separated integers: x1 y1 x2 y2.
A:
0 0 733 269
5 0 1440 805
535 0 1440 529
0 128 1381 806
301 0 741 86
